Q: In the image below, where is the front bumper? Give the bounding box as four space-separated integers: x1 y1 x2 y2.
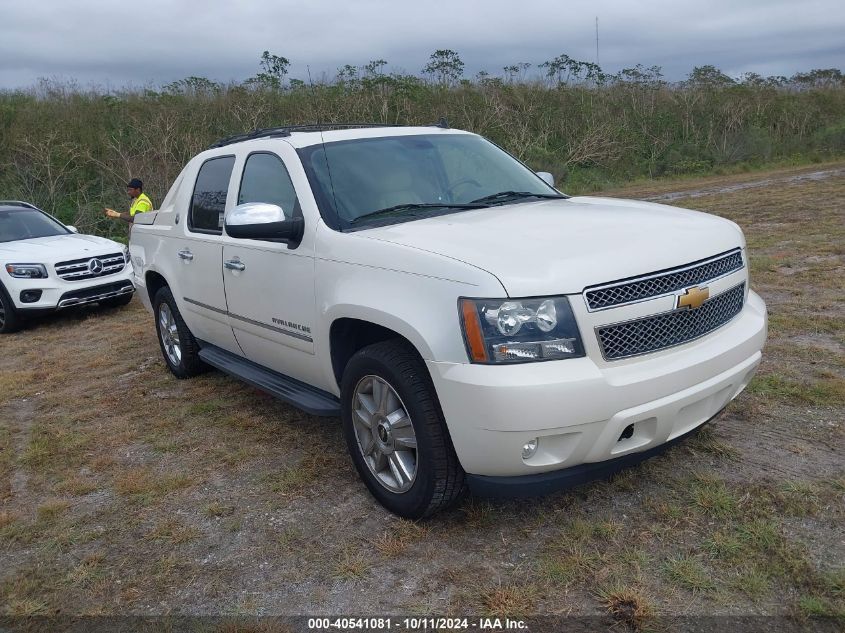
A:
467 411 719 497
55 279 134 308
427 290 767 478
5 264 135 312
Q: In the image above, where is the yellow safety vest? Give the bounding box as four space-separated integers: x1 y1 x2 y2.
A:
129 193 153 217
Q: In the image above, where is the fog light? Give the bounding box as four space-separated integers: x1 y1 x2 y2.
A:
20 290 42 303
522 438 539 459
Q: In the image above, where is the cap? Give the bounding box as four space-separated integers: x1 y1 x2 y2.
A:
127 178 143 189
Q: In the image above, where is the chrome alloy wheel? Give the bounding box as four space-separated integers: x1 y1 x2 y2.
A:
352 375 418 493
158 303 182 367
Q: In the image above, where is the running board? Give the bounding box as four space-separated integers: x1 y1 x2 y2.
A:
197 344 340 417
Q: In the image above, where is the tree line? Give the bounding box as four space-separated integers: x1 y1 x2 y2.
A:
0 49 843 239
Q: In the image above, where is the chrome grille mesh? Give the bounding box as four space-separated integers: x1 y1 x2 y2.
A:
585 250 744 310
55 252 126 281
596 283 745 360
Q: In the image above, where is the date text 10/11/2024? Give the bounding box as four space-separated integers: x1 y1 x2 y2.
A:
307 617 528 631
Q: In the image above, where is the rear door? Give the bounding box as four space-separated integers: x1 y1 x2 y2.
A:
175 155 241 354
221 148 319 383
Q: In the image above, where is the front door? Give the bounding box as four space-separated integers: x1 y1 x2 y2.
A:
221 150 319 383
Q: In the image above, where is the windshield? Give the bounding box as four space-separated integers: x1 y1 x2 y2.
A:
0 208 69 243
299 133 561 229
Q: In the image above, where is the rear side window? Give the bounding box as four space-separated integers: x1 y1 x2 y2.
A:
189 156 235 233
238 152 299 219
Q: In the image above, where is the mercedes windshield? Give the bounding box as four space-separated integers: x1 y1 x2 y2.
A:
0 207 70 243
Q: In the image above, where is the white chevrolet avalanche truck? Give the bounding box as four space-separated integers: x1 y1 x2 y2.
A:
129 124 767 518
0 201 134 333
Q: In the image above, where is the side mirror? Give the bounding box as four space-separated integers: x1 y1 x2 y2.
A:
66 225 78 233
224 203 304 246
536 171 555 187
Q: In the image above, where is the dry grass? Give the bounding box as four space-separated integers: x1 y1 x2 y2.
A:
480 583 538 617
540 545 601 586
374 519 430 557
663 555 716 592
332 548 370 580
598 586 655 631
0 370 38 405
686 425 741 460
689 473 740 519
53 475 98 497
64 553 107 588
35 498 71 523
113 468 196 504
145 519 202 544
0 511 17 529
0 162 843 617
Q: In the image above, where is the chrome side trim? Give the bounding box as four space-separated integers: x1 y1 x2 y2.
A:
228 312 313 342
183 297 313 343
183 296 227 315
57 285 134 308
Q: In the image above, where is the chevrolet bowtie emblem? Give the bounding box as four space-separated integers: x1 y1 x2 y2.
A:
677 286 709 310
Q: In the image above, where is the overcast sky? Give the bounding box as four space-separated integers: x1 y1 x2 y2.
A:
1 0 843 89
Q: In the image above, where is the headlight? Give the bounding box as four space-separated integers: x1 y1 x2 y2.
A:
5 263 48 279
459 296 585 364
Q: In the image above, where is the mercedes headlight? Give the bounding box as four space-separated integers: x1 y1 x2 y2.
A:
459 296 585 364
5 263 48 279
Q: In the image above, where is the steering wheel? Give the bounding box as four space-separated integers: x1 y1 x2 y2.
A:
445 178 482 198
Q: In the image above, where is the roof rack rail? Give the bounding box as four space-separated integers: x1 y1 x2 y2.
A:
0 200 39 210
209 123 403 149
208 121 450 149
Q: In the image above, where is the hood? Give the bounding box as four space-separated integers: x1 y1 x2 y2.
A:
360 196 744 296
0 233 124 263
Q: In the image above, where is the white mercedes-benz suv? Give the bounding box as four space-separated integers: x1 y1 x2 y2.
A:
0 201 134 333
129 124 767 518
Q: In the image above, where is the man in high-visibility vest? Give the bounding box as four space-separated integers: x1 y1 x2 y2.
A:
104 178 153 223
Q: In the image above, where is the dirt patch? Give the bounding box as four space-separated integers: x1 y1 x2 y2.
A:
644 167 845 202
1 397 36 500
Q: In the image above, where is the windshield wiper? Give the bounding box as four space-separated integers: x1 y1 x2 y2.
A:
350 202 486 225
469 191 566 205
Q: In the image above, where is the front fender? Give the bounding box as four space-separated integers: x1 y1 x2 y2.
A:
314 258 502 394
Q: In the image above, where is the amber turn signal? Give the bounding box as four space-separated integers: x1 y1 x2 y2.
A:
460 299 489 363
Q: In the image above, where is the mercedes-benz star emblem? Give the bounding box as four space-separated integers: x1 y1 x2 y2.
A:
88 258 104 275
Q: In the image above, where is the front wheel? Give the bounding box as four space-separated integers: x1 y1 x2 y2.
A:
153 286 206 378
0 285 21 334
340 340 465 518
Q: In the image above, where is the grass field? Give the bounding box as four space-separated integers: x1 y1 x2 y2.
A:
1 163 843 627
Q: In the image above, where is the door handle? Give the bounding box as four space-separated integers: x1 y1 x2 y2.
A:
177 249 194 261
224 259 246 272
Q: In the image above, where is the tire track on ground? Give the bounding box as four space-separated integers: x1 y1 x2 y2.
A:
644 167 845 202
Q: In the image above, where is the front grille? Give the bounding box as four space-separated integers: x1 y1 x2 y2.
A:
57 280 134 307
596 283 745 360
55 252 125 281
585 249 744 311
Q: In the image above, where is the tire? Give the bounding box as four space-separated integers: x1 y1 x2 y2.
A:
153 286 206 378
0 284 22 334
340 339 465 518
100 293 133 309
